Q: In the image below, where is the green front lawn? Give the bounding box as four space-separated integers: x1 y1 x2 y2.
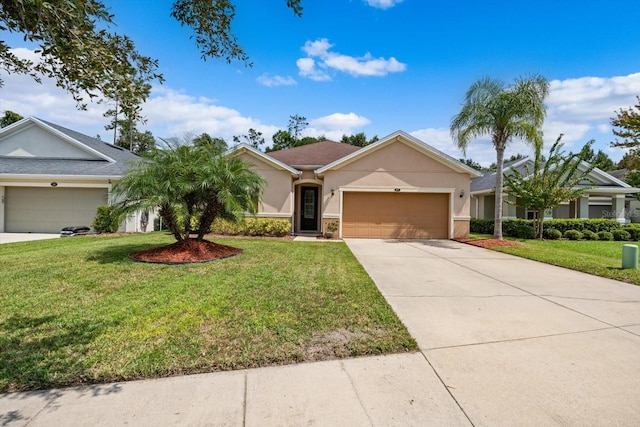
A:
471 234 640 285
0 233 416 392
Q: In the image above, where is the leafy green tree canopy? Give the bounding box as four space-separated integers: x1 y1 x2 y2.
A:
0 0 302 109
503 135 594 239
341 132 379 147
450 74 549 239
611 96 640 149
233 128 265 149
0 110 23 127
193 132 228 153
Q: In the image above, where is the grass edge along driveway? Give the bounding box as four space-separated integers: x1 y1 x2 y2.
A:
0 233 416 392
472 234 640 286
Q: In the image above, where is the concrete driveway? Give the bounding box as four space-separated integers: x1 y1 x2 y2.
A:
0 233 59 244
345 238 640 425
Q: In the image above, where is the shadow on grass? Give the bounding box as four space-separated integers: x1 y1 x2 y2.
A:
85 243 164 264
0 315 119 393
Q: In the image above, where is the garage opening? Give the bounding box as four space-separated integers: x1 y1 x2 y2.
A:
342 192 449 239
5 187 108 233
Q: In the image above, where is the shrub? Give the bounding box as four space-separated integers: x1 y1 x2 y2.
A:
623 225 640 241
543 228 562 240
470 219 493 234
612 229 631 241
92 205 121 233
582 230 598 241
513 225 536 239
563 229 583 240
210 217 290 237
597 231 614 241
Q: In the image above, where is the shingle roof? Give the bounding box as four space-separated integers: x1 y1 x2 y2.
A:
0 118 140 177
267 141 361 167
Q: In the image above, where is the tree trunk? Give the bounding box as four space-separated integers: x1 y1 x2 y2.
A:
494 146 506 239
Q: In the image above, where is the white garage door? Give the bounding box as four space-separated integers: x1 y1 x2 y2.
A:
5 187 108 233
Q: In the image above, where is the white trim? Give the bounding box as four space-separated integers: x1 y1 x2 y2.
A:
1 181 111 189
253 212 293 218
323 214 340 219
316 131 482 177
340 186 455 193
453 216 471 221
294 178 323 186
226 143 301 177
21 117 117 163
0 173 120 181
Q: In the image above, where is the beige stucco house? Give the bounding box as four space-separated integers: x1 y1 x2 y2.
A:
0 116 150 233
230 131 482 239
471 157 640 222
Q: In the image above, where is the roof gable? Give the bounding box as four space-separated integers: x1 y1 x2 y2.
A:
316 131 482 177
472 157 636 194
267 140 361 168
226 144 300 176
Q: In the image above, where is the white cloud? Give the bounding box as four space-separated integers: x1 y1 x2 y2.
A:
364 0 404 9
297 38 406 81
296 57 331 82
256 74 297 87
304 112 372 141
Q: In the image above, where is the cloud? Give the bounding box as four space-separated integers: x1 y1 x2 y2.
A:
364 0 404 9
297 38 406 81
256 74 297 87
303 112 372 141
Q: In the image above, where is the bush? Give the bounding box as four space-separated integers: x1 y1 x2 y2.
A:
563 229 583 240
623 225 640 241
92 205 121 233
613 229 631 241
582 230 598 241
470 219 493 235
210 217 291 237
543 228 562 240
513 225 536 239
597 231 614 241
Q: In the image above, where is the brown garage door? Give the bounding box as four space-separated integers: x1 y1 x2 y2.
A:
342 192 449 239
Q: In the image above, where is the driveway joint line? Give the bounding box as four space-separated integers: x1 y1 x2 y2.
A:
422 326 622 351
339 361 374 426
242 372 247 427
418 351 475 427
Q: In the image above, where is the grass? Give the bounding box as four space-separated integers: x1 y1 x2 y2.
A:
0 233 416 392
469 233 640 285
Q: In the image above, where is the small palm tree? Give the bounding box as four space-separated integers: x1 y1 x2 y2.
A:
450 75 549 239
112 143 264 242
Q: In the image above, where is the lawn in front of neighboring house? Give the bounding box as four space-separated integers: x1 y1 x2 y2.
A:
468 234 640 286
0 232 416 392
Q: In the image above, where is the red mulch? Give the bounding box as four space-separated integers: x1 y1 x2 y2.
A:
456 238 523 248
130 239 242 264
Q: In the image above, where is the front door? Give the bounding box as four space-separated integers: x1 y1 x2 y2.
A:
300 186 319 231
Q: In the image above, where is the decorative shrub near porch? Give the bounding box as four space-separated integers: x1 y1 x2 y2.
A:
471 218 625 237
210 217 291 237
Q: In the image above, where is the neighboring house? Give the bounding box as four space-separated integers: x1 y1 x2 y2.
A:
229 131 482 239
0 116 151 233
471 158 640 223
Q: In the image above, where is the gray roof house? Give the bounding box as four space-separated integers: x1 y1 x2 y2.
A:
0 116 147 233
471 157 640 223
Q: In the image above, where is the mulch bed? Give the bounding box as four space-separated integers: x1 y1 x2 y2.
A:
130 239 242 264
456 238 523 248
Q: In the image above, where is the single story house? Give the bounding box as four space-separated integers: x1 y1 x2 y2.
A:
471 157 640 223
0 116 149 233
229 131 482 239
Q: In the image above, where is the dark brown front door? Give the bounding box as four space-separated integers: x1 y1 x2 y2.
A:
300 186 319 231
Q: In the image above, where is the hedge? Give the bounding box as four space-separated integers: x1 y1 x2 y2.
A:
471 218 623 237
210 217 291 237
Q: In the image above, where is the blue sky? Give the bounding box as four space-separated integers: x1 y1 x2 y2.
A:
1 0 640 166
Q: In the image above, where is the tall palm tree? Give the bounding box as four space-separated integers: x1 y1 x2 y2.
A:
112 143 264 242
450 75 549 239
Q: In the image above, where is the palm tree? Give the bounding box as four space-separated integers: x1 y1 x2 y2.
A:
112 143 264 242
450 75 549 239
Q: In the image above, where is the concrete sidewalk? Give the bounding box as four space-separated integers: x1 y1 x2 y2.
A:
2 239 640 426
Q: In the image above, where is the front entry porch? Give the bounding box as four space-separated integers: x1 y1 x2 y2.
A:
295 184 322 235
